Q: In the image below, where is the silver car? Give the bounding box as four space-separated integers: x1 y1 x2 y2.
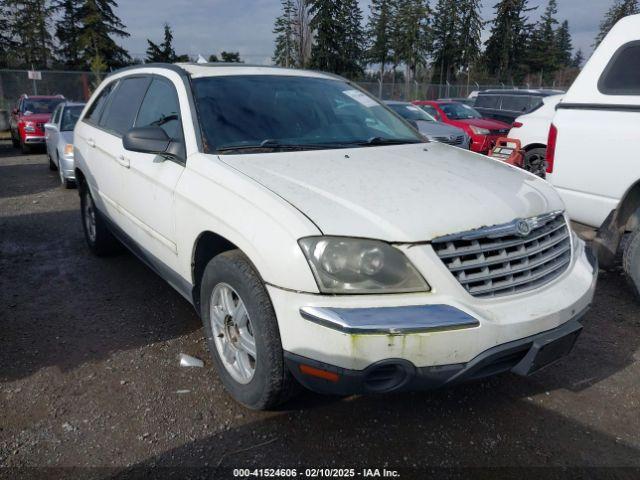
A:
44 102 85 188
385 101 470 149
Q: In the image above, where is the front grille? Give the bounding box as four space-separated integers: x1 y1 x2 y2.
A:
432 211 571 298
432 135 465 146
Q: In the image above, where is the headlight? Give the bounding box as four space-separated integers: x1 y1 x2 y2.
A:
469 125 490 135
64 144 74 156
298 237 430 294
24 122 36 133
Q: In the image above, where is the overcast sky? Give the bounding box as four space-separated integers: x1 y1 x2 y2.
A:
118 0 608 64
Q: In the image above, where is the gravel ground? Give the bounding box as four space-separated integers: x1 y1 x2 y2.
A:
1 140 639 479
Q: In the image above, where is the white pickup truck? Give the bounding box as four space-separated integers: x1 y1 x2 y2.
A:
548 14 640 299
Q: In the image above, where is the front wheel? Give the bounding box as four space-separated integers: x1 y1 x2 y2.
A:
20 139 31 155
623 225 640 302
200 250 297 410
524 147 547 178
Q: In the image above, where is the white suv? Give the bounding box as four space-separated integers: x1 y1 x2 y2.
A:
74 63 597 409
548 14 640 299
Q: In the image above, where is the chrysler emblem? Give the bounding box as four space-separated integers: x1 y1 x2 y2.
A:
515 219 532 237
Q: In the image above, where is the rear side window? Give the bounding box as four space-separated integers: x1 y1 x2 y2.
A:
135 78 183 140
474 95 500 109
85 81 117 124
599 41 640 95
100 76 151 135
500 95 533 112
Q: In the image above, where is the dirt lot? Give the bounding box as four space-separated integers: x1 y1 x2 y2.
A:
1 139 639 479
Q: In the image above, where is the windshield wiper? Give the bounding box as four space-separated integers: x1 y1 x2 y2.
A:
216 139 351 154
348 137 423 147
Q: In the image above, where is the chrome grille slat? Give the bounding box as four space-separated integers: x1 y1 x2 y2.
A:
436 220 567 259
432 212 572 298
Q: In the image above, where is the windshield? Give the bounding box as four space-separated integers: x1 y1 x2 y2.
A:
61 106 84 131
387 104 436 122
192 75 422 153
22 98 63 115
439 102 482 120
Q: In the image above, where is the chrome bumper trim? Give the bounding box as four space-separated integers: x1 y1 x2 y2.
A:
299 304 479 335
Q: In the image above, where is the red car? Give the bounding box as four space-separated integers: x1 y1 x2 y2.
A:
9 94 65 153
412 100 511 154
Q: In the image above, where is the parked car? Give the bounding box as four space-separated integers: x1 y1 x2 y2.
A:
44 102 85 188
384 100 470 148
413 100 511 154
508 94 563 177
474 89 564 124
547 14 640 299
75 64 597 409
9 94 65 153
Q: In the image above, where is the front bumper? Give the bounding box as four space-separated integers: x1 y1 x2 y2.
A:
59 155 76 180
24 135 46 144
285 315 584 395
269 239 597 386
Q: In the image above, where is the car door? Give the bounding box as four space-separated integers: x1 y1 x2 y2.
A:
76 77 150 224
117 76 186 271
45 105 61 160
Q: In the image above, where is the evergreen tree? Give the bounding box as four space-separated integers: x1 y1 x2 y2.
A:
527 0 560 81
366 0 394 80
431 0 459 83
146 23 177 63
594 0 639 47
273 0 296 67
78 0 130 69
341 0 365 78
220 51 243 63
457 0 483 73
571 48 584 68
555 19 573 67
0 0 16 67
55 0 83 68
309 0 364 78
484 0 533 82
8 0 55 68
208 54 219 62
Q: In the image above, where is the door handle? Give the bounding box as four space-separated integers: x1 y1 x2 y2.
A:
87 138 95 148
116 154 130 168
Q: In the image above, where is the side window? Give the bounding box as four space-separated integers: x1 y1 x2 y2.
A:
135 78 183 140
421 105 440 119
100 76 151 136
500 95 532 112
598 41 640 95
85 81 117 125
475 95 500 109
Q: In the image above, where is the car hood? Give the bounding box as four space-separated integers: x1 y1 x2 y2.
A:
415 121 466 137
219 143 563 242
453 118 511 130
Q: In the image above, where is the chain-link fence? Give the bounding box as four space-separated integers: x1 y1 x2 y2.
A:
0 68 569 130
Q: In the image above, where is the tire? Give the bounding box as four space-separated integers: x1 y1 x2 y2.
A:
20 139 31 155
200 250 297 410
524 147 547 178
622 225 640 302
79 184 120 256
11 130 19 148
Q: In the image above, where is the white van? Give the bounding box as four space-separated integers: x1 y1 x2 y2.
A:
547 14 640 299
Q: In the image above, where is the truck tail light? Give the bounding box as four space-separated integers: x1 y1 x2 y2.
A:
512 121 523 128
546 123 557 174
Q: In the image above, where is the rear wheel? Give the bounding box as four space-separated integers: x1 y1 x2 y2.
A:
622 225 640 302
524 147 547 178
200 250 297 410
80 185 120 256
11 130 19 148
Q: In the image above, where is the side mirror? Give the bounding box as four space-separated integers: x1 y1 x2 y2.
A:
123 126 171 155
